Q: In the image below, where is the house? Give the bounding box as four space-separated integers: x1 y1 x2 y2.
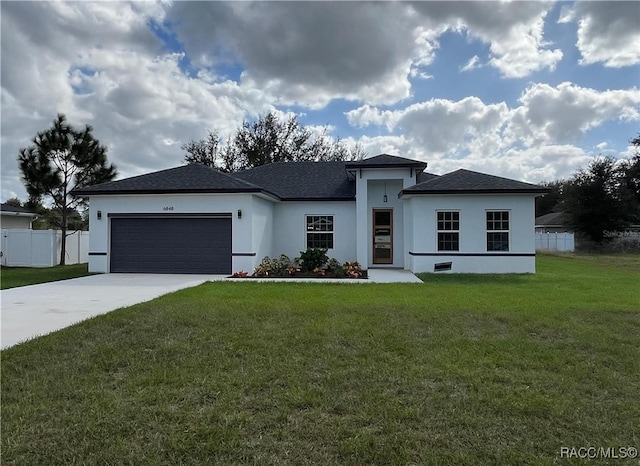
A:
0 203 38 229
72 154 550 274
535 212 570 233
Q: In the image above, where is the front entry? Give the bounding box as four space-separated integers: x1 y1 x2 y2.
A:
373 209 393 264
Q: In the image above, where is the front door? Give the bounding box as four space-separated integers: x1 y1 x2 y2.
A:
373 209 393 264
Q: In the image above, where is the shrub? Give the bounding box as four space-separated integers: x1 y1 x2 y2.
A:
253 255 294 277
298 248 329 271
343 261 363 278
326 258 345 277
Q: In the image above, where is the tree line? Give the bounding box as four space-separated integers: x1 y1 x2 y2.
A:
181 112 366 171
536 135 640 245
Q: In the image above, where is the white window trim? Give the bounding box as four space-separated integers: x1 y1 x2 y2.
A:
486 210 510 252
305 214 335 250
436 210 460 252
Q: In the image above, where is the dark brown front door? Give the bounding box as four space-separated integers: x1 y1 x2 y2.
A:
373 209 393 264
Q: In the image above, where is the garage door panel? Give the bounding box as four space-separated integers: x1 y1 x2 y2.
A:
110 217 232 274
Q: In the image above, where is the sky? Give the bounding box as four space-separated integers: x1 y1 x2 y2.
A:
1 0 639 203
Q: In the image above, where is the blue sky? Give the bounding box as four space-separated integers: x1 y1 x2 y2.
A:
1 1 639 203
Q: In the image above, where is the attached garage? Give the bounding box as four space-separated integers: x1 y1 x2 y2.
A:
110 215 232 274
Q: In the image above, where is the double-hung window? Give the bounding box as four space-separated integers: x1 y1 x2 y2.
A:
306 215 334 249
437 211 459 251
486 211 509 251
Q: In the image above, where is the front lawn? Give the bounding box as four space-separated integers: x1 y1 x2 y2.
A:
2 254 639 465
0 263 91 290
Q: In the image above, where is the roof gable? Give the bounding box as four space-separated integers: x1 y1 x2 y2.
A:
72 164 266 196
346 154 428 169
402 169 550 195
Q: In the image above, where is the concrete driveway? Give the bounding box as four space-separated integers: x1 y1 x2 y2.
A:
1 274 224 349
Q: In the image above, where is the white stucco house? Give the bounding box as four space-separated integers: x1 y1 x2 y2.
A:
0 203 38 229
72 154 550 274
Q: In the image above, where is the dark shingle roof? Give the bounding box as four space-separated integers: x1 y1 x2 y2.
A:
346 154 428 169
72 164 268 196
416 172 439 184
401 169 550 195
535 212 567 226
1 203 36 214
235 161 354 200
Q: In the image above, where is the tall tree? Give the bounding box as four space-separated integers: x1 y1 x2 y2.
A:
618 134 640 219
183 112 365 172
535 180 565 217
18 114 117 264
561 156 631 244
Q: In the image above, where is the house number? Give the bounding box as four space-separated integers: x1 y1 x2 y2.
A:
163 206 174 211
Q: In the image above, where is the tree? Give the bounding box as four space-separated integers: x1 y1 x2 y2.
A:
183 112 366 172
4 197 23 208
18 114 117 264
618 134 640 221
535 180 565 217
561 156 632 244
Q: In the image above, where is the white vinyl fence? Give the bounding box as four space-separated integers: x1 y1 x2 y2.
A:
535 232 575 252
1 229 89 267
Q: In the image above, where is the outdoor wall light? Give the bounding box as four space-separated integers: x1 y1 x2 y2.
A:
97 210 102 220
383 181 388 203
237 209 242 219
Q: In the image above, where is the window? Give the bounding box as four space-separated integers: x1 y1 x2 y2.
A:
306 215 334 249
486 211 509 251
437 211 459 251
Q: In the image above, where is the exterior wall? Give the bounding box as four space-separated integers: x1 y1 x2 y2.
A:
354 167 418 268
272 201 357 263
407 194 537 273
249 196 274 271
1 215 34 229
87 193 272 273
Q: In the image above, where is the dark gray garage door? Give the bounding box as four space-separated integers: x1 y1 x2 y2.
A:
110 216 232 274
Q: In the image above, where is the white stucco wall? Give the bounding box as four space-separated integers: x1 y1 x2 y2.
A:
1 215 34 229
86 193 273 273
272 201 357 263
406 194 537 273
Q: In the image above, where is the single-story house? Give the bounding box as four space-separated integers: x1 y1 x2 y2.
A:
72 154 550 274
0 203 38 229
535 212 570 233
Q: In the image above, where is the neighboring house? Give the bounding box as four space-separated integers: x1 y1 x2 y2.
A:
72 154 550 274
0 203 38 229
535 212 570 233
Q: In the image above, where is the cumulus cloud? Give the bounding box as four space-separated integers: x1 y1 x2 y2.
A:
560 1 640 67
506 82 640 146
410 1 562 78
347 82 639 181
166 2 422 107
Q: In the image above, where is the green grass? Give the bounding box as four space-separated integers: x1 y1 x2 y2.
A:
0 263 91 289
2 254 639 465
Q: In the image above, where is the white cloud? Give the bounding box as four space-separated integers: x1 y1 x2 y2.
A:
347 83 639 182
506 82 640 146
560 1 640 67
460 55 481 72
410 1 562 78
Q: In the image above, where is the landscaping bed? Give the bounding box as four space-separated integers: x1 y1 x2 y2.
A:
231 248 367 279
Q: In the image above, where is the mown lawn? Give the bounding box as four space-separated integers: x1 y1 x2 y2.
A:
0 263 91 290
2 254 639 465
